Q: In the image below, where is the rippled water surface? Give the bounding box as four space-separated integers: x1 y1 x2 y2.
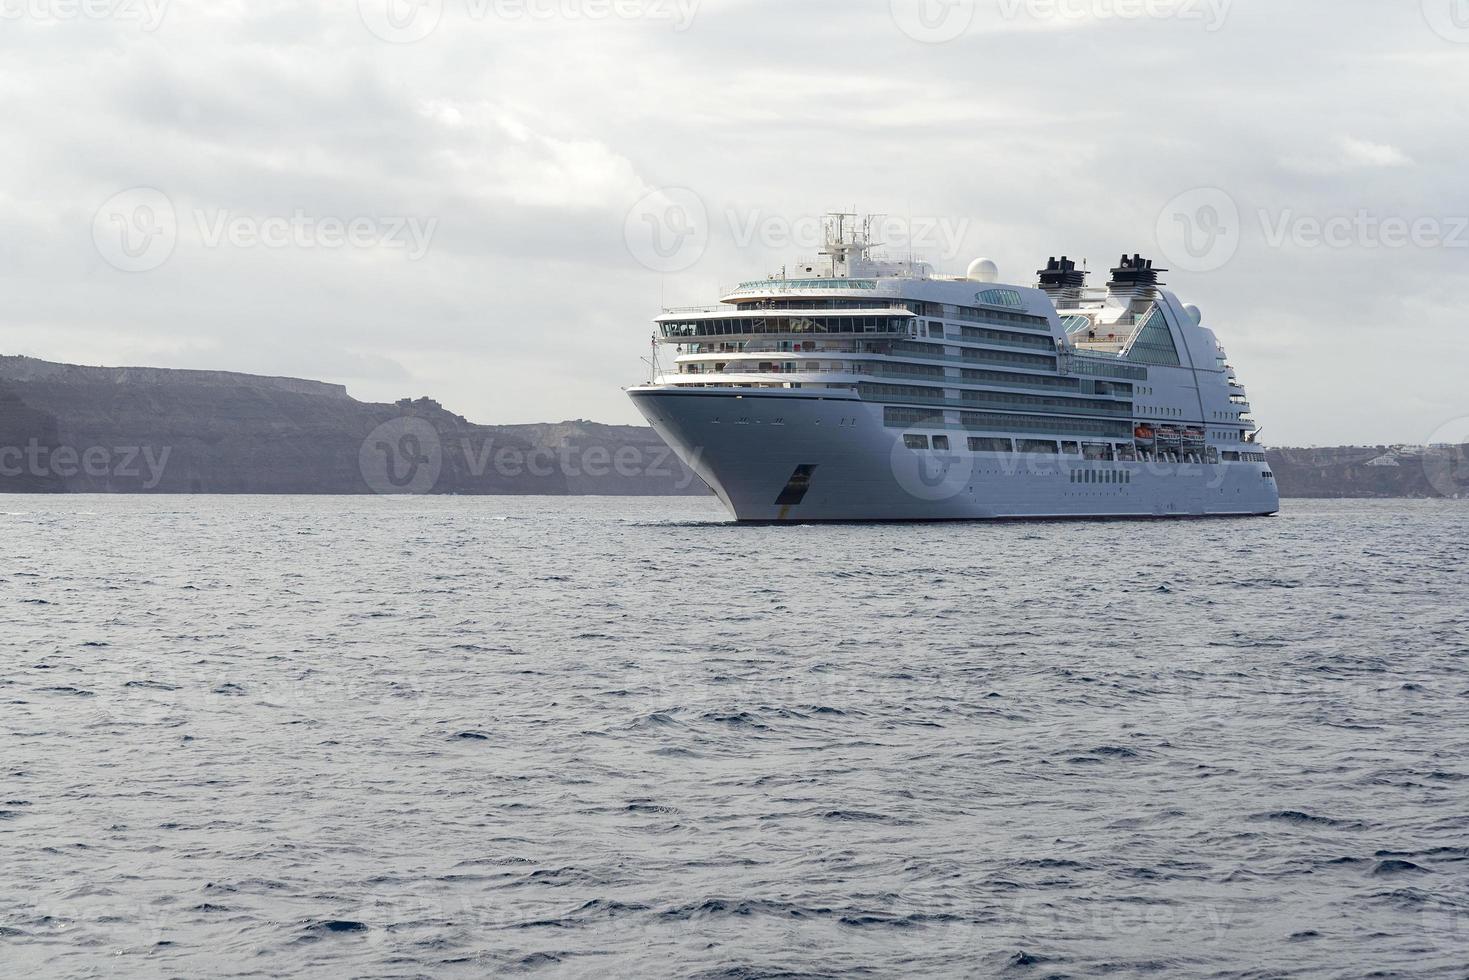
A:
4 496 1468 978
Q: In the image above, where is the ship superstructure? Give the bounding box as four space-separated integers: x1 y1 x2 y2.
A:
628 214 1278 521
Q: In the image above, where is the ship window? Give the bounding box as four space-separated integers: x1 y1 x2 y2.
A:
968 437 1013 453
904 434 930 450
932 435 950 451
1017 440 1058 455
1060 442 1080 455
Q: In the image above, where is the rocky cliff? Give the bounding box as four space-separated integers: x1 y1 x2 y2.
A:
1266 444 1469 500
0 356 703 495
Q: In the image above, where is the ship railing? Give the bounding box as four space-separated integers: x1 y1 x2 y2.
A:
660 305 729 315
677 350 1134 393
661 328 912 343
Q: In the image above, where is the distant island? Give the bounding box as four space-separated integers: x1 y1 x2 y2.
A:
0 356 702 495
0 355 1463 498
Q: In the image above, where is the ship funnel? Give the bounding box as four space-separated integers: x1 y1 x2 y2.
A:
1107 253 1166 290
1037 255 1088 291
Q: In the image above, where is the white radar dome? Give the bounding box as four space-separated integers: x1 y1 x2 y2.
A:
966 258 999 283
1184 304 1203 325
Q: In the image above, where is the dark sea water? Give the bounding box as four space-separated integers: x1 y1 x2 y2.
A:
3 495 1468 978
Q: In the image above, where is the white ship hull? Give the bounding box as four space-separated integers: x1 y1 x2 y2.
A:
631 388 1281 522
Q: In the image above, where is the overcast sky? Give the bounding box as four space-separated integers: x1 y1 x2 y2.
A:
2 0 1465 445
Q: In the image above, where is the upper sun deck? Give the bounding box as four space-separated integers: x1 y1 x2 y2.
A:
658 213 1059 322
654 220 1239 380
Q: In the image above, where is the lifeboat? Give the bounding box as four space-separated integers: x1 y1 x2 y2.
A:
1134 424 1156 442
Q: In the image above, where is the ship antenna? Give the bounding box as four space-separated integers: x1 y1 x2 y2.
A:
644 333 661 383
906 200 913 269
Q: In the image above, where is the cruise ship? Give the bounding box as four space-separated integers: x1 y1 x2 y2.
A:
627 214 1279 522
